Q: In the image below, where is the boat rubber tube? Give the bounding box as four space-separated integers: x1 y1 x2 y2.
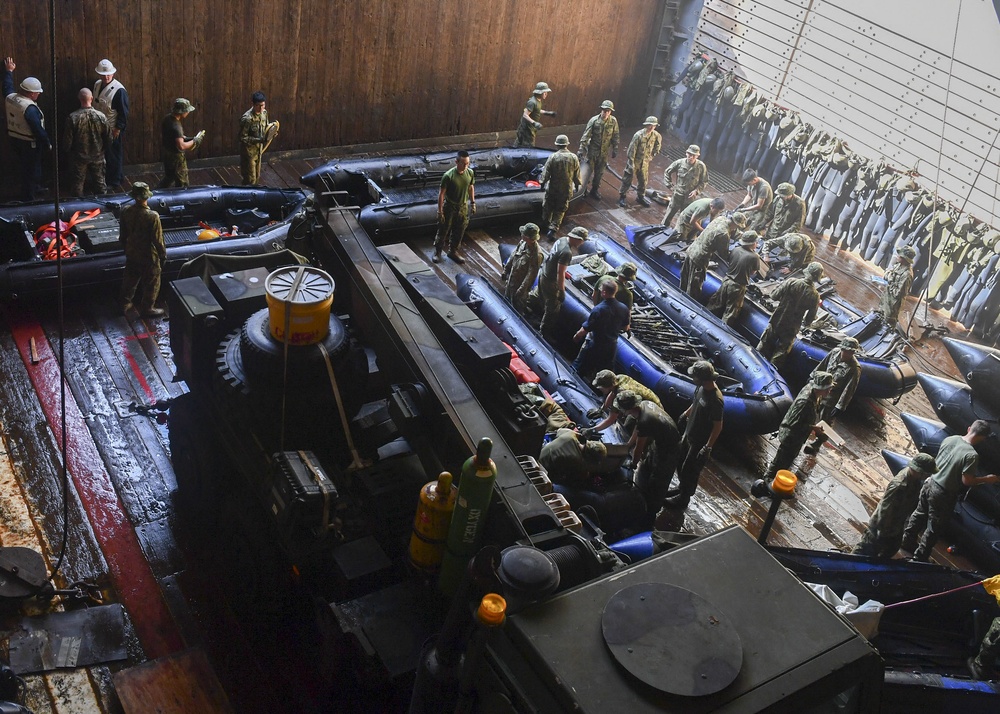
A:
626 224 917 400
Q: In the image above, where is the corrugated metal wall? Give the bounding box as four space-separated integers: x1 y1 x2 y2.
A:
693 0 1000 224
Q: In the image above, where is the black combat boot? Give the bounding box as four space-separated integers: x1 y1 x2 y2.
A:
803 433 828 455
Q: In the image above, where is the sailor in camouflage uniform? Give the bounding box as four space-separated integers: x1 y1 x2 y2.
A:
803 337 862 453
159 98 203 188
535 227 588 336
901 420 1000 562
515 82 555 148
661 144 709 225
120 182 166 318
668 195 725 237
578 100 620 199
877 245 915 325
757 261 824 369
502 222 543 313
61 88 110 196
591 262 637 317
540 135 581 238
239 91 274 186
661 360 724 511
618 117 662 208
680 212 746 299
852 453 937 558
708 231 762 326
761 232 815 274
735 169 773 232
762 182 806 242
764 370 834 479
969 618 1000 680
433 150 476 263
615 390 680 521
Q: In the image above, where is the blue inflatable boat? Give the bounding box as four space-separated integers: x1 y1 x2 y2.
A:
626 224 917 399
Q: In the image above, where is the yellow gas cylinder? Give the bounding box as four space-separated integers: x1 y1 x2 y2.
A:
408 471 457 573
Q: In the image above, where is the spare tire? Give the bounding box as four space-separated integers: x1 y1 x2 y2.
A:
238 308 349 387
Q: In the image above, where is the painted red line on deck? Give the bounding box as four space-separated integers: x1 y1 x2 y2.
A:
5 308 184 658
119 337 156 403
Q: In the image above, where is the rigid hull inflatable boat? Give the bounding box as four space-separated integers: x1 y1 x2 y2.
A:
301 147 552 241
460 242 792 435
0 186 308 301
626 224 917 399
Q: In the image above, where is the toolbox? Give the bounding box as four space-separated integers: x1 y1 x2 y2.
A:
270 450 341 539
76 212 121 253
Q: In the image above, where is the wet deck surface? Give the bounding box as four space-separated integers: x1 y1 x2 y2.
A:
0 128 985 712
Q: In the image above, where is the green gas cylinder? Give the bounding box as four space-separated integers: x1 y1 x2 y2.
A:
438 438 497 596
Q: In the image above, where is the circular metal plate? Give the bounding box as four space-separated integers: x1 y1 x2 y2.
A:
265 266 334 303
602 582 742 696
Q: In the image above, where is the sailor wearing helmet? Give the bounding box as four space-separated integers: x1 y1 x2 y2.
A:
3 56 51 200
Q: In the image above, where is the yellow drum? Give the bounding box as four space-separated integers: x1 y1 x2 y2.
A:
264 266 335 345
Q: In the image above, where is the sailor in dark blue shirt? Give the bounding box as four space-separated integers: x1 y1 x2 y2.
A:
4 56 51 200
571 279 630 381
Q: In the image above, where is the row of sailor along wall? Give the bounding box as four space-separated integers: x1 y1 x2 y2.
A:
670 53 1000 344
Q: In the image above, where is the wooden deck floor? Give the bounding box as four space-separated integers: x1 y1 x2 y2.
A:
0 128 984 712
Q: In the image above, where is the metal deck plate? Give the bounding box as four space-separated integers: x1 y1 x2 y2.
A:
602 582 742 697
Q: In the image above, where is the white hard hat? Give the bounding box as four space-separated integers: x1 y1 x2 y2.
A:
19 77 43 93
95 59 117 74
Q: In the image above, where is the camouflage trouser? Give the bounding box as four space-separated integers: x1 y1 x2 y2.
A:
900 480 957 561
766 426 811 478
241 145 263 186
433 204 470 254
634 439 678 516
514 120 536 147
68 157 107 197
680 252 709 299
542 192 571 232
746 209 769 233
672 220 698 242
707 279 747 327
619 159 651 199
503 261 536 313
852 524 903 559
537 273 563 336
877 289 905 325
757 323 796 369
585 154 609 193
159 152 189 188
120 256 163 312
661 190 692 227
972 618 1000 671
